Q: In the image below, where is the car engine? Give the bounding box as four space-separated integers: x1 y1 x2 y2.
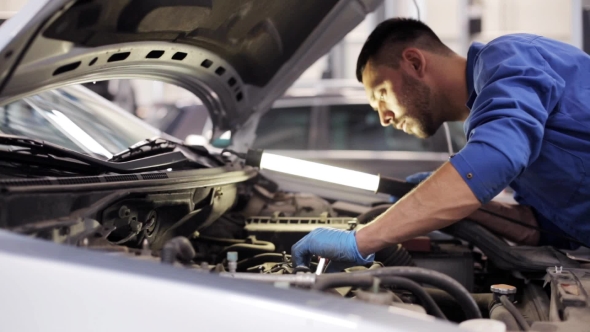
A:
2 161 589 332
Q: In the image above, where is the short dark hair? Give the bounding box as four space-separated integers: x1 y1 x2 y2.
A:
356 18 451 82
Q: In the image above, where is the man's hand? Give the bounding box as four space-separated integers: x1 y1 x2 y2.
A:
291 228 375 268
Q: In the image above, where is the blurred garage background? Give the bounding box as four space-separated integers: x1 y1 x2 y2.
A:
2 0 590 178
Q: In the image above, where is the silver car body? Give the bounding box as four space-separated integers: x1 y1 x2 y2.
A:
0 228 464 332
0 86 467 329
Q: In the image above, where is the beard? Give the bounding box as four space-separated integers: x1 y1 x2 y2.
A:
397 72 442 138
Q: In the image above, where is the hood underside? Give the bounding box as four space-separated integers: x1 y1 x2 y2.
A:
0 0 382 137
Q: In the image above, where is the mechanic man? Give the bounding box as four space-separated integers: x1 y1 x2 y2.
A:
291 18 590 268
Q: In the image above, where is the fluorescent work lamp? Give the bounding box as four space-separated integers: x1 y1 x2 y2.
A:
244 149 416 197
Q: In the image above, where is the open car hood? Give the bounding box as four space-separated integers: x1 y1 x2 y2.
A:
0 0 382 138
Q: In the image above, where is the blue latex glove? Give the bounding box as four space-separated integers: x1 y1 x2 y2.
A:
389 171 433 203
291 228 375 268
405 171 432 184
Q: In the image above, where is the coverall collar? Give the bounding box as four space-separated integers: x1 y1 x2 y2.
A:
466 42 486 109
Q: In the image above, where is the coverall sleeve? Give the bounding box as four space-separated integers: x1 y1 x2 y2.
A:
450 37 565 203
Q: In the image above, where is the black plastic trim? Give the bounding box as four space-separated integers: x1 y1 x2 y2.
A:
0 168 257 194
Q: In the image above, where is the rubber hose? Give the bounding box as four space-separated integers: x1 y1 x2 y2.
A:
314 273 375 290
161 236 196 264
357 205 415 267
315 266 481 319
425 288 494 316
376 244 415 266
379 276 447 320
425 289 493 322
500 295 530 331
490 304 522 331
390 292 404 303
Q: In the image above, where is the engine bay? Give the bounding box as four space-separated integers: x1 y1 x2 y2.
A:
2 164 590 332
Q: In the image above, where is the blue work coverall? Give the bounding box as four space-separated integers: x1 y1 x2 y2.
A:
451 34 590 249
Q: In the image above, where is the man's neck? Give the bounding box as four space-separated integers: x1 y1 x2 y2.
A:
438 55 471 122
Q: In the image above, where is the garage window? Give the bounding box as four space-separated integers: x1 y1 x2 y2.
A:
328 104 448 152
252 106 311 150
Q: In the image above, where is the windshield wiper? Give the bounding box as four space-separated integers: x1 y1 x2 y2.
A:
0 135 190 174
112 137 226 167
109 137 179 162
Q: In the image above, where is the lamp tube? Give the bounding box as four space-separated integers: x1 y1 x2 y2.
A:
258 152 380 192
245 149 417 196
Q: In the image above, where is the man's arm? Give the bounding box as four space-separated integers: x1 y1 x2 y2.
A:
356 162 480 255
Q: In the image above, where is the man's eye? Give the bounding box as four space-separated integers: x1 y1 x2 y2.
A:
379 92 386 101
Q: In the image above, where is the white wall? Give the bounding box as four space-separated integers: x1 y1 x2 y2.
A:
0 0 26 18
474 0 578 46
425 0 469 55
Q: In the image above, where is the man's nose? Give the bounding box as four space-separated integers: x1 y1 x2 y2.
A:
377 103 394 127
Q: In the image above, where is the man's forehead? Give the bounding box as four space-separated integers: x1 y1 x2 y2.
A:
362 62 378 89
362 61 378 84
362 61 385 96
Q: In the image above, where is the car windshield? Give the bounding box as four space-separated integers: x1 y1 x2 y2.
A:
0 85 161 159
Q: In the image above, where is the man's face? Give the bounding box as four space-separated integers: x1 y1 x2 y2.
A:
361 60 442 138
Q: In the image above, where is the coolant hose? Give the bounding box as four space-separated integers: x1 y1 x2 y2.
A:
500 295 530 331
314 273 374 290
490 303 522 331
161 236 196 264
314 266 481 319
379 276 447 320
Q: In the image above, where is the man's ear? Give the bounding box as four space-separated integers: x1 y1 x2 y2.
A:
402 48 426 77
